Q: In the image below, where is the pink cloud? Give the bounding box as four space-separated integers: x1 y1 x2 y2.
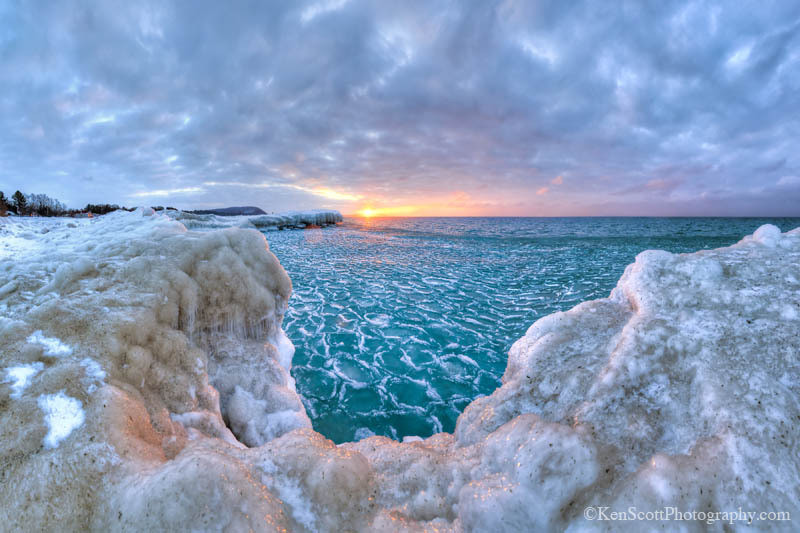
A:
536 187 549 195
615 178 684 196
551 175 563 185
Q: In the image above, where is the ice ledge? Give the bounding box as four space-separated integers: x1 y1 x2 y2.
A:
169 208 343 230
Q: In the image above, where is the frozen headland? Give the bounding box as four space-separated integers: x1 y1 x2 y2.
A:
0 210 798 531
169 208 343 231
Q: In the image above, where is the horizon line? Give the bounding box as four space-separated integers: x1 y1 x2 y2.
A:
342 214 800 219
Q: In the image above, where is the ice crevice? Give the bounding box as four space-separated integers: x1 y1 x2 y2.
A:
0 211 798 531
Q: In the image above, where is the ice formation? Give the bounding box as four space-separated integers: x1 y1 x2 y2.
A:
170 208 343 231
0 212 798 531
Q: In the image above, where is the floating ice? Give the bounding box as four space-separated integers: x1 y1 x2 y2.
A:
37 392 85 448
354 427 376 441
1 212 798 531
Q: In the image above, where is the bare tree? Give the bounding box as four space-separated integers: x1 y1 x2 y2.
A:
25 193 67 216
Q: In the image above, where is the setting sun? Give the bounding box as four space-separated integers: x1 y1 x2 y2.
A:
353 205 427 217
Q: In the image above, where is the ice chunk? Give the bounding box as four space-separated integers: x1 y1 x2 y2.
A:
271 328 295 370
38 392 85 448
752 223 781 246
354 427 376 441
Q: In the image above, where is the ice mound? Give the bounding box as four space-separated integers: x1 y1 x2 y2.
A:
1 215 798 531
170 208 343 231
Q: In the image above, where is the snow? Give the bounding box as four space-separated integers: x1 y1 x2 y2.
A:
1 211 799 531
4 362 44 398
37 392 85 448
27 331 73 357
79 358 106 393
79 358 106 382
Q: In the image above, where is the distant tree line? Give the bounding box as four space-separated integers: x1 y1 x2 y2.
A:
0 189 134 217
84 203 135 215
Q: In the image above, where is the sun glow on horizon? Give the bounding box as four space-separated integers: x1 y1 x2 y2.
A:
355 205 423 217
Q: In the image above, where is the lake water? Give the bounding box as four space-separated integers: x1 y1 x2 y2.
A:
265 217 800 443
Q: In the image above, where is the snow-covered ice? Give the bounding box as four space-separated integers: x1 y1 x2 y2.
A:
0 211 798 531
4 362 44 398
27 330 73 357
169 208 343 231
38 392 85 448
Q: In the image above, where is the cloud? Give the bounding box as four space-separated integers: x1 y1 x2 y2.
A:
536 187 549 196
203 181 361 201
0 0 798 214
289 185 362 201
130 187 205 198
615 178 685 197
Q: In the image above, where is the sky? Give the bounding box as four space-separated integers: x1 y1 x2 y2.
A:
1 0 799 216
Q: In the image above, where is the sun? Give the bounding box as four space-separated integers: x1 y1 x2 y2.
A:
359 207 376 217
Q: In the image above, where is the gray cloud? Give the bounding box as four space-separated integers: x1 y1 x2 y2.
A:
0 0 799 215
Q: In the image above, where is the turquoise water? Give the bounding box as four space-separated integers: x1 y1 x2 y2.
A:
265 217 800 443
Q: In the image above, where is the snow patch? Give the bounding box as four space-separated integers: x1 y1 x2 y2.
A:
4 362 44 398
27 331 73 357
79 358 106 393
38 392 85 448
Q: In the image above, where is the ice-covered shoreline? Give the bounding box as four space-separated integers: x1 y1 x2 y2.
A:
1 211 798 531
168 208 343 231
